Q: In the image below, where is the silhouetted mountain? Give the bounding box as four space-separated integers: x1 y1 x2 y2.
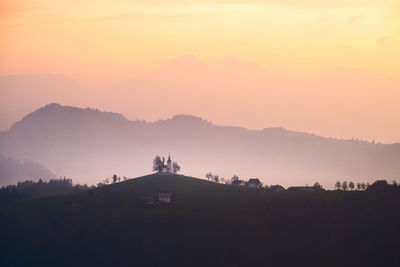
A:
2 59 400 142
0 104 399 186
0 156 56 186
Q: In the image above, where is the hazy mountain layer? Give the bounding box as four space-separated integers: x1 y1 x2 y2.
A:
0 103 399 187
0 156 56 186
2 56 400 142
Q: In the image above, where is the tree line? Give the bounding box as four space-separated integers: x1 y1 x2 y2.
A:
0 178 94 202
334 180 399 191
205 173 264 187
0 173 129 202
334 181 369 191
152 156 181 173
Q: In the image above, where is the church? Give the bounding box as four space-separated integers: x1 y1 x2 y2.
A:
159 155 173 173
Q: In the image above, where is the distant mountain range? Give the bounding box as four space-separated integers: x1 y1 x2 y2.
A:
1 55 400 142
0 103 399 187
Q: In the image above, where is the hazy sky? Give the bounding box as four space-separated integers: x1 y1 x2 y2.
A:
1 0 399 82
1 0 399 142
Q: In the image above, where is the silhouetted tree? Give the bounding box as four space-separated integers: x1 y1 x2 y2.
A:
231 175 239 183
349 181 355 191
214 175 219 183
117 177 121 183
393 180 398 187
366 180 394 192
152 156 162 172
220 177 225 184
205 172 213 181
361 183 366 190
172 162 181 173
112 175 118 184
313 182 322 189
342 181 348 191
357 183 361 190
335 181 341 190
123 177 127 181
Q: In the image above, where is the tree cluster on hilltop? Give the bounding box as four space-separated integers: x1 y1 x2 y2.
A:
152 155 181 174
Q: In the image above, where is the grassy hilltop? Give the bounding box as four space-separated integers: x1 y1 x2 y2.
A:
1 173 399 266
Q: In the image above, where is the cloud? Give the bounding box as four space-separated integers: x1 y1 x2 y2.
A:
347 14 362 23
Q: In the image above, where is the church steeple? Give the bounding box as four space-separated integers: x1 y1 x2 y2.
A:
167 155 172 173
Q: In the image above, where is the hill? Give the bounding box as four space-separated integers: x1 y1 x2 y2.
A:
0 103 399 187
0 173 399 266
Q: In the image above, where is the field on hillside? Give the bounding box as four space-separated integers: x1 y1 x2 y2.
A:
1 174 399 266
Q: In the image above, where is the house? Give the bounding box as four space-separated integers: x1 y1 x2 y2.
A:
247 178 262 188
232 180 246 186
270 185 285 192
158 193 171 203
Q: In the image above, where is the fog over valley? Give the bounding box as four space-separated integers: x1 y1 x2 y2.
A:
1 103 399 188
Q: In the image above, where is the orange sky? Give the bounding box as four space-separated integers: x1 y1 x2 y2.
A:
1 0 400 142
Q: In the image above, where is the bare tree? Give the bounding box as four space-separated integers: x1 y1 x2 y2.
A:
172 162 181 173
361 183 366 190
152 156 162 172
335 181 341 190
342 181 348 191
214 175 219 183
349 181 355 190
357 183 361 190
112 175 117 184
205 172 213 181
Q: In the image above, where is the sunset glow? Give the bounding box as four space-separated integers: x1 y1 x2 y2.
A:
1 1 399 79
1 0 399 142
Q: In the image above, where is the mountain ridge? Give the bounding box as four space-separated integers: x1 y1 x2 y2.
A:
4 103 390 145
2 55 400 142
0 103 399 187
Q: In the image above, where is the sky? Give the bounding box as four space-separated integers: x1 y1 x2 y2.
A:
1 0 400 142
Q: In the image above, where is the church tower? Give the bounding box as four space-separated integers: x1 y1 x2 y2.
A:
167 155 172 173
